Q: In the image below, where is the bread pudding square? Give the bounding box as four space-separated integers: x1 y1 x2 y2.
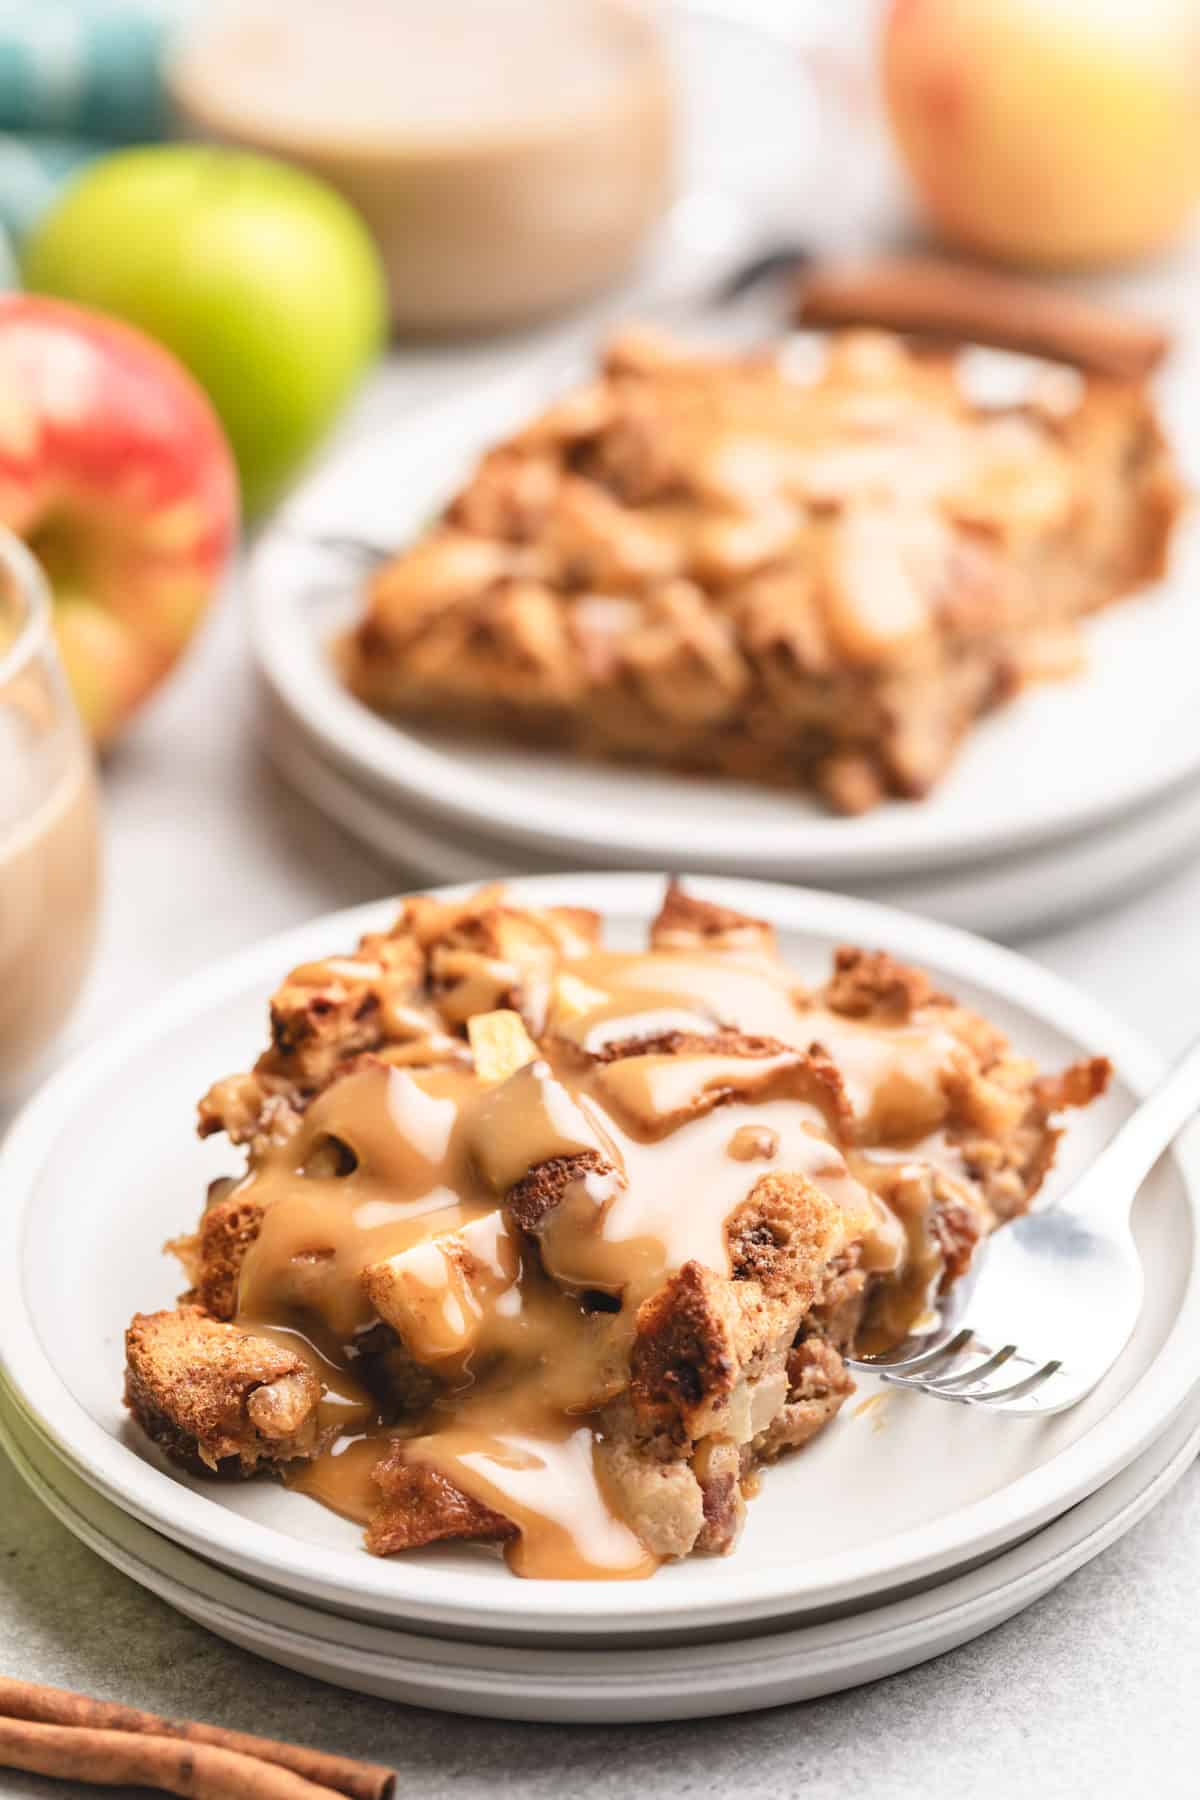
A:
343 261 1181 814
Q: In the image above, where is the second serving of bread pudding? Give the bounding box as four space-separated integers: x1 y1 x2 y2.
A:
343 262 1181 814
125 883 1109 1578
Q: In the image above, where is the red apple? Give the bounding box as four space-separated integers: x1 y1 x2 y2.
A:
0 295 238 745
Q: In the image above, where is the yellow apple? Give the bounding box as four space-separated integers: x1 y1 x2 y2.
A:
883 0 1200 267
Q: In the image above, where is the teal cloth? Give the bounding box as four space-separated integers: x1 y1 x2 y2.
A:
0 132 102 238
0 1 195 248
0 1 193 140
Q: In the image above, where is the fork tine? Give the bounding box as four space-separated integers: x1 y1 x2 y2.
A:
884 1355 1063 1407
869 1327 975 1380
970 1359 1064 1407
920 1344 1018 1392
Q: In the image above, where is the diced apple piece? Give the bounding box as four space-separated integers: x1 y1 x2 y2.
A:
362 1211 519 1363
467 1008 539 1085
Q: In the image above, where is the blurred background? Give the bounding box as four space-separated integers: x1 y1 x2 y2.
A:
3 0 1200 1109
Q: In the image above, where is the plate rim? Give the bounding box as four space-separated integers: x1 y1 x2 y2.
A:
248 387 1200 881
259 688 1200 941
2 872 1199 1638
4 1375 1198 1716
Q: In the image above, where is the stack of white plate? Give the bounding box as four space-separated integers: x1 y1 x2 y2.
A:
1 876 1197 1720
249 371 1200 941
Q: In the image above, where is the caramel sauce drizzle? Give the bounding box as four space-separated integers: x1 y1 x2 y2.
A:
226 944 976 1579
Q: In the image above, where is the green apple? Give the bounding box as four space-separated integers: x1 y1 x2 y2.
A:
22 144 387 516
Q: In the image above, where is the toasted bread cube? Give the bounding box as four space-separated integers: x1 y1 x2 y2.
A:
367 1448 517 1555
124 1307 326 1474
649 882 776 955
429 906 566 1031
169 1180 270 1321
628 1254 824 1447
726 1171 857 1302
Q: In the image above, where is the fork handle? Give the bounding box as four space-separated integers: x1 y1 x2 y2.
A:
1064 1031 1200 1223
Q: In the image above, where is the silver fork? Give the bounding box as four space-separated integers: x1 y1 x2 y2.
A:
846 1032 1200 1416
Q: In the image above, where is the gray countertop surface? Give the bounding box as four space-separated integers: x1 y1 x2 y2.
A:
6 20 1200 1779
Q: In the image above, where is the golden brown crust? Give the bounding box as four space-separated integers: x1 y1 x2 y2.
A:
753 1338 855 1462
173 1184 268 1321
725 1172 848 1299
623 1165 854 1468
816 946 940 1023
367 1451 518 1554
629 1261 742 1442
590 1026 774 1064
426 904 572 1033
648 881 776 955
1035 1055 1112 1112
506 1149 613 1236
124 1308 326 1474
196 893 610 1153
195 892 511 1150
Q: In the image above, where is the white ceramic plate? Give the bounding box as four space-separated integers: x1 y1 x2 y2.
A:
1 875 1198 1642
250 359 1200 884
4 1383 1198 1722
260 690 1200 942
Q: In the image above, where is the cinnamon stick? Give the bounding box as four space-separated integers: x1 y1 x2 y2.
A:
0 1679 394 1800
0 1718 343 1797
795 256 1171 381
